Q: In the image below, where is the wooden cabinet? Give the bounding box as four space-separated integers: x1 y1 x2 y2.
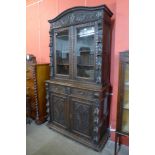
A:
46 5 113 151
114 51 129 155
26 55 50 124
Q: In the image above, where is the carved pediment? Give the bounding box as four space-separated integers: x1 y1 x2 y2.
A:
48 5 113 29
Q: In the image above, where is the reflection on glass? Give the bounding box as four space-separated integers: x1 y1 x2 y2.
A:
56 30 69 75
123 64 129 109
122 63 129 133
121 109 129 132
76 26 95 79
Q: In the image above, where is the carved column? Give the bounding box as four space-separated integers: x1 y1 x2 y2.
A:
49 26 54 79
93 100 100 144
45 82 50 122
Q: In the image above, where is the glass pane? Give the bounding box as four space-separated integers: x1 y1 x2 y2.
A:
76 26 95 79
121 109 129 133
122 63 129 133
123 64 129 109
56 30 69 75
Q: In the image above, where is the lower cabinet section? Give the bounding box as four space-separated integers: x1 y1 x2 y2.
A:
46 80 110 151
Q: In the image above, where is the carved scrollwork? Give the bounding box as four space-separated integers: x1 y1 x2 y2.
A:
53 96 66 125
50 10 103 29
93 100 100 144
71 88 94 99
73 102 90 135
95 24 103 84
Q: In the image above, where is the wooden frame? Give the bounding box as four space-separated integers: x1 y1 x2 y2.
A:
114 51 129 155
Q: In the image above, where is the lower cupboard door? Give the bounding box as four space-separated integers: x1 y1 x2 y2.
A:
50 93 68 129
70 97 93 139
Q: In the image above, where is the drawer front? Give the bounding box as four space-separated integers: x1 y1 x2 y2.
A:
49 83 67 94
71 88 99 100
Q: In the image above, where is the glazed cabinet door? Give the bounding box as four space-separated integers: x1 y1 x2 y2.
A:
73 22 96 82
70 97 93 139
54 27 72 78
49 93 68 129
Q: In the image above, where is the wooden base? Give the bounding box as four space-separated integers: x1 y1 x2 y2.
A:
47 123 110 152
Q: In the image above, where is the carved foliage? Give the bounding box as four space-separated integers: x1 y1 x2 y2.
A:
53 96 66 126
95 23 103 84
93 100 100 144
72 102 90 136
51 10 103 29
71 88 94 99
45 83 50 121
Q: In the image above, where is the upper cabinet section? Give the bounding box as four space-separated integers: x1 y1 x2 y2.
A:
49 5 113 85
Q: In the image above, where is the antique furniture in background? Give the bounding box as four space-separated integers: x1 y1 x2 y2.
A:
114 51 129 155
36 63 50 124
26 54 37 120
46 5 113 151
26 54 50 124
26 95 32 124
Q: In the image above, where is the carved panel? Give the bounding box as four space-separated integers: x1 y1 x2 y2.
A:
48 84 71 95
50 10 103 29
71 88 94 100
71 100 92 137
49 84 66 94
95 22 103 84
52 95 66 126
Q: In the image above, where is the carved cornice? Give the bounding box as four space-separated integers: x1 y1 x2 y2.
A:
48 5 113 29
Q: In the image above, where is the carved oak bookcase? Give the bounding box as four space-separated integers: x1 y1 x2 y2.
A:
46 5 113 151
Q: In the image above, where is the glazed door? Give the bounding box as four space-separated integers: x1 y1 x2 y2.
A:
54 27 71 79
49 93 68 129
73 22 97 83
70 97 93 139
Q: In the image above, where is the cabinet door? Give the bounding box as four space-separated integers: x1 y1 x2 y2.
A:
49 93 68 129
54 27 71 78
118 51 129 134
120 62 129 133
70 97 93 139
73 23 96 82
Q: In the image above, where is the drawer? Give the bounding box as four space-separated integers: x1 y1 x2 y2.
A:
49 84 67 94
71 88 99 100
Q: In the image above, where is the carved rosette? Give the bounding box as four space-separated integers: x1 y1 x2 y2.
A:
45 82 50 122
93 100 100 144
